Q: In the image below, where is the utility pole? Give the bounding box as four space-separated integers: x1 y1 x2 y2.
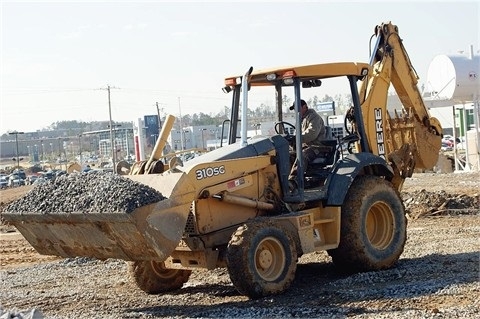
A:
156 102 163 131
78 134 83 167
200 128 207 150
100 85 119 172
178 97 184 150
107 86 115 171
9 131 24 169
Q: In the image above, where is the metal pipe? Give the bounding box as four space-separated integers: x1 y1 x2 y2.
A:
241 67 253 147
474 97 480 170
214 192 274 211
462 104 471 170
146 114 176 170
452 106 459 171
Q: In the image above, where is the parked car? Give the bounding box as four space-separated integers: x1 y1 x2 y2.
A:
441 142 453 151
0 177 8 189
25 175 39 185
12 169 26 180
32 177 47 186
8 174 25 187
40 171 55 180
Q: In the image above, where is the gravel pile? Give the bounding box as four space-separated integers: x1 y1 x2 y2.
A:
4 171 166 214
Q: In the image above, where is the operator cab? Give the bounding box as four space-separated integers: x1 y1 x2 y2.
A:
222 63 370 203
274 120 340 185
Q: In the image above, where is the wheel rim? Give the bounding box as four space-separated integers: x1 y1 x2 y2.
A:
254 237 286 281
150 261 179 279
365 201 394 250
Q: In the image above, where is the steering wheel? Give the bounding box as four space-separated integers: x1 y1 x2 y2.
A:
274 121 296 143
274 121 295 135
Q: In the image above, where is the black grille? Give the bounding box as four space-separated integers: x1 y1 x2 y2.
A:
184 210 197 235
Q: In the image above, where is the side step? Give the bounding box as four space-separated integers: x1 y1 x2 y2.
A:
312 206 341 250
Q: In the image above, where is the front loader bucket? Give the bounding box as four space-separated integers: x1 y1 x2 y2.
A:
1 171 196 262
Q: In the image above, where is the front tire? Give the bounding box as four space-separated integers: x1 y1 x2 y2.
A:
129 261 191 294
226 219 297 299
328 175 407 272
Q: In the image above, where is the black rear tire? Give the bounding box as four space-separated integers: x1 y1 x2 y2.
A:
226 219 297 299
129 261 191 294
327 175 407 272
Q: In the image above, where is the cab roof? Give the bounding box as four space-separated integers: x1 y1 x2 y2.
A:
224 62 371 87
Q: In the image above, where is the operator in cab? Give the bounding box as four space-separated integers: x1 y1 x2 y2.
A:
288 99 327 183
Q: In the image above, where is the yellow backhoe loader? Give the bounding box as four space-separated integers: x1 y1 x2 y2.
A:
2 22 441 298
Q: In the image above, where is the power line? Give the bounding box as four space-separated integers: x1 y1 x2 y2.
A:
1 88 98 95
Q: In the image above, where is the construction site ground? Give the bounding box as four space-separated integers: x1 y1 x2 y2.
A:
0 171 479 318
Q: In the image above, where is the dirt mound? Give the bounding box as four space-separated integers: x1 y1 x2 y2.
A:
402 190 479 219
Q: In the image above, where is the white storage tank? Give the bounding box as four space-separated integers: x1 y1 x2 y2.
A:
426 49 479 103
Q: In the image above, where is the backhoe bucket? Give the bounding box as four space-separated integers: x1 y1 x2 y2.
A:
2 172 196 262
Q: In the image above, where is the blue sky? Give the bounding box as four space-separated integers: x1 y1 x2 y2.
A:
1 0 479 134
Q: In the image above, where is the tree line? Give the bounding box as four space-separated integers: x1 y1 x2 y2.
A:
1 93 352 140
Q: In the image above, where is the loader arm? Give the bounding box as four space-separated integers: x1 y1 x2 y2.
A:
357 21 442 190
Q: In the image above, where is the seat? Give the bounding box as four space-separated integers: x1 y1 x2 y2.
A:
311 127 338 166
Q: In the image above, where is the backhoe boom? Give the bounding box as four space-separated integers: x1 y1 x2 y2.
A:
358 22 442 189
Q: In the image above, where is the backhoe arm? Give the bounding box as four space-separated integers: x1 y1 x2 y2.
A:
358 21 442 189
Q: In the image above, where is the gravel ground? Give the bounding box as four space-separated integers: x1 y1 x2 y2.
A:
0 171 479 318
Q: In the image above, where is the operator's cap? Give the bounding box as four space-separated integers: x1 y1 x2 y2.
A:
289 99 307 110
